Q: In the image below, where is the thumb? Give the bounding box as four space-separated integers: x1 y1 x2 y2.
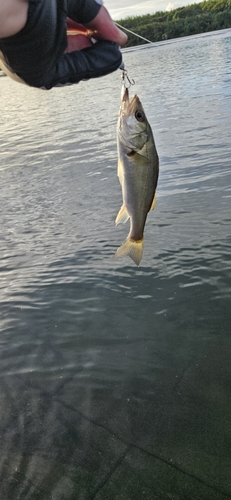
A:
84 6 128 46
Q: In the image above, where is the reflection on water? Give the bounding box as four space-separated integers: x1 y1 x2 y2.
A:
0 30 231 500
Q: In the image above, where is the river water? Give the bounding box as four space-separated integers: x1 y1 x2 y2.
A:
0 29 231 500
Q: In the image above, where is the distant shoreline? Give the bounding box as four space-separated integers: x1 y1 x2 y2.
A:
117 0 231 47
121 27 231 52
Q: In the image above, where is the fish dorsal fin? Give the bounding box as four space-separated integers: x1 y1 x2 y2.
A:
115 205 129 225
150 193 157 211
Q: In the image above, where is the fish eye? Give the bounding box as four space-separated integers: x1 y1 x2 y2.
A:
135 110 145 122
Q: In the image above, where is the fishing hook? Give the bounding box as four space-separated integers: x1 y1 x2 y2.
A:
121 68 135 89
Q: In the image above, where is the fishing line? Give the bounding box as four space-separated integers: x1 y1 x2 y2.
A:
116 22 156 92
115 22 155 45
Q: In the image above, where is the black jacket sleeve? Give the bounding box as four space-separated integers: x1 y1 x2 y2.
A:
0 0 122 89
41 41 122 90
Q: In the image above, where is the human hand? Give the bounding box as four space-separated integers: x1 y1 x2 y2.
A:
84 6 128 46
65 19 93 52
65 6 127 54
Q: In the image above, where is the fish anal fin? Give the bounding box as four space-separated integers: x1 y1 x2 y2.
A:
115 238 144 266
150 193 157 211
115 205 129 225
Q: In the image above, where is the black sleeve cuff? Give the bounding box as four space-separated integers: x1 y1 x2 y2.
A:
76 0 102 24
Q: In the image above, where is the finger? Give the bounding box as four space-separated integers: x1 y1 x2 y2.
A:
84 6 127 46
65 34 93 53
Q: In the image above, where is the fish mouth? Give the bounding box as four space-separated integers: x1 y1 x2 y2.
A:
121 89 141 117
122 87 129 103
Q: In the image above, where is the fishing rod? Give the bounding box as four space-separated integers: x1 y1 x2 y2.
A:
115 22 155 45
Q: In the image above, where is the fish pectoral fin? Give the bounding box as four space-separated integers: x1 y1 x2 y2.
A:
117 158 124 186
115 238 144 266
150 193 157 211
115 205 129 225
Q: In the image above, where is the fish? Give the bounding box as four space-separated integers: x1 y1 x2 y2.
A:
115 87 159 266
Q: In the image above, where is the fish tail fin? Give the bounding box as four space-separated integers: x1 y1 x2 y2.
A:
115 238 144 266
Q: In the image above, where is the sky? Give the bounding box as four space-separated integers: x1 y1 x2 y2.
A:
105 0 202 19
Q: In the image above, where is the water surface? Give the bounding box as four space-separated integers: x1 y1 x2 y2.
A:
0 29 231 500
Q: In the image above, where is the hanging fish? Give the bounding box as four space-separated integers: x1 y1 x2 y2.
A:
115 86 159 266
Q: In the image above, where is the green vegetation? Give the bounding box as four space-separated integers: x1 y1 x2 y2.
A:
117 0 231 46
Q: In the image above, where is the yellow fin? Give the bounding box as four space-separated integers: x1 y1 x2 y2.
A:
117 158 124 186
115 205 129 225
115 238 144 266
150 193 157 211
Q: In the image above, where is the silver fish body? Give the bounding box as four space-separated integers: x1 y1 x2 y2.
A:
115 88 159 265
